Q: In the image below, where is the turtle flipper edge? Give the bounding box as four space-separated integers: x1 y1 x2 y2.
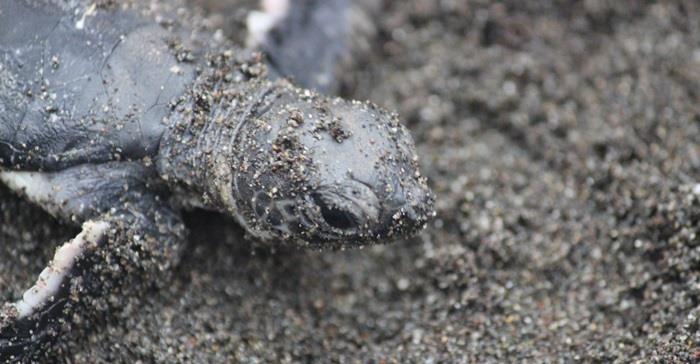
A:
0 208 185 362
0 164 186 362
247 0 353 93
0 221 109 362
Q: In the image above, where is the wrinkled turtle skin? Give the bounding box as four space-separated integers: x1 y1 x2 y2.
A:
0 0 434 360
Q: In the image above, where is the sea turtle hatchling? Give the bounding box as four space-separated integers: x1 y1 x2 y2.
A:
0 0 434 359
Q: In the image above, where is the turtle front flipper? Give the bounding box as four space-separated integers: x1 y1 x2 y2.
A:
0 163 186 361
0 221 109 361
247 0 365 93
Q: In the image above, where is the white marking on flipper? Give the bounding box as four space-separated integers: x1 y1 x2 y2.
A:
11 221 109 318
75 3 97 30
0 171 55 206
262 0 290 19
0 170 68 219
246 11 277 47
246 0 291 47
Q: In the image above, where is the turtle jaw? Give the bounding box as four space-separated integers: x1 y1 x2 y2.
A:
227 177 435 249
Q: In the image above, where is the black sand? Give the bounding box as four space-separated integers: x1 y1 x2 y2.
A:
2 0 700 362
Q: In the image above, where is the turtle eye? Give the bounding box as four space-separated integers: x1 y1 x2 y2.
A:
312 193 360 230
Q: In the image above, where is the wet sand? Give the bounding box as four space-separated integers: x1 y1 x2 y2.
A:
2 0 700 362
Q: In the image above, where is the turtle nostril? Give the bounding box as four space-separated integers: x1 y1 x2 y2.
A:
313 193 360 230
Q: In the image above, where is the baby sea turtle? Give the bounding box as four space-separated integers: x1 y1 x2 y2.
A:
0 0 434 359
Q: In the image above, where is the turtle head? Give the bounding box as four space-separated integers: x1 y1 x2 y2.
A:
225 82 434 248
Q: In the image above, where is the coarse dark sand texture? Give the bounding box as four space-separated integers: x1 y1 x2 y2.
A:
2 0 700 362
